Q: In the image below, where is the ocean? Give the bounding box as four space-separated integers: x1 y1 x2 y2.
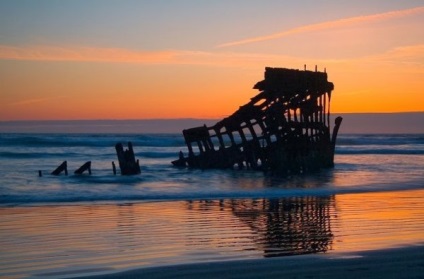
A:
1 133 423 278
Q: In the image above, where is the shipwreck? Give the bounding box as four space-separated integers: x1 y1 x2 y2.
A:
172 67 342 175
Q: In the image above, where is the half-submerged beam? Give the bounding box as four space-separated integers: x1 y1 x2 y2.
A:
115 142 141 175
74 161 92 175
51 161 68 175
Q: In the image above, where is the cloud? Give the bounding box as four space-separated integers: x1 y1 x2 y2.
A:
9 96 67 106
0 45 255 66
0 45 182 64
380 44 424 61
1 43 422 72
0 44 302 67
352 44 424 70
217 6 424 48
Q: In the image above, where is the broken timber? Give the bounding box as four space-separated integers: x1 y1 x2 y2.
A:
74 161 92 175
172 67 343 175
115 142 141 175
51 161 68 175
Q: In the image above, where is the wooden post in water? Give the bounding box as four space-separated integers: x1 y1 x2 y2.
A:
331 116 343 147
51 161 68 175
112 161 117 175
115 142 141 175
74 161 92 175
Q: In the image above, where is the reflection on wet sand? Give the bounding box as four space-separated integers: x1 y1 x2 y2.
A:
1 190 423 278
185 196 335 258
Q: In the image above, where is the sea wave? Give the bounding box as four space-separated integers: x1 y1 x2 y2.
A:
336 149 424 155
1 178 422 206
0 134 186 148
337 134 424 146
0 151 94 159
139 151 180 159
1 134 422 149
1 133 423 207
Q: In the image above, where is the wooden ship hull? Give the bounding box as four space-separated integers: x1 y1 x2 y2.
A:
172 67 342 175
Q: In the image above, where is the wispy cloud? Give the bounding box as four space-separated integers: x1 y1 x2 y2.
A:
1 43 422 71
217 6 424 48
0 45 182 64
379 44 424 61
9 96 67 106
0 44 302 67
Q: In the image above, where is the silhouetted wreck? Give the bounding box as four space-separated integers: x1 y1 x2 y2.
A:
172 67 342 175
115 142 141 175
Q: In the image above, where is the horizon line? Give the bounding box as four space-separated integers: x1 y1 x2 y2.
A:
1 111 423 122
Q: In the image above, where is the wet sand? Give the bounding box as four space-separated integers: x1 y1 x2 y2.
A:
77 245 424 279
1 189 424 278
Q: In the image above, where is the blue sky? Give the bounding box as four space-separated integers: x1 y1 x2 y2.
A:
1 1 423 120
2 0 422 49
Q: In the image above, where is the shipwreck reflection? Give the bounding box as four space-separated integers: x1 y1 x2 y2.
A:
185 196 335 258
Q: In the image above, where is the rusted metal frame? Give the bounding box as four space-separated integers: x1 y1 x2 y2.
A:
319 93 323 124
254 117 271 146
174 67 340 174
313 95 320 138
327 92 331 129
201 138 212 152
213 127 225 149
322 92 326 128
196 140 205 153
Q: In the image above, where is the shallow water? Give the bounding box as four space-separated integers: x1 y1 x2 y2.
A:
1 190 423 278
0 133 423 278
0 134 423 205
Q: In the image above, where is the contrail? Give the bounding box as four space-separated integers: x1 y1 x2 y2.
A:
217 6 424 48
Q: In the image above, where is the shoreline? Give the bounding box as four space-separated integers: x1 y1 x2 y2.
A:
73 244 424 279
2 189 424 279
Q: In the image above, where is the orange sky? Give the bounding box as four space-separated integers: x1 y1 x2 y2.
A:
0 2 423 120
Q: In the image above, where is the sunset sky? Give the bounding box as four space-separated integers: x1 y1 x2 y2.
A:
1 1 423 120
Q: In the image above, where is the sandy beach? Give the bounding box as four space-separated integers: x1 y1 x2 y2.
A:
1 189 424 278
75 245 423 279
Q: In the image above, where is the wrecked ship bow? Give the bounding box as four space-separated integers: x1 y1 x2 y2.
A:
172 67 343 175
